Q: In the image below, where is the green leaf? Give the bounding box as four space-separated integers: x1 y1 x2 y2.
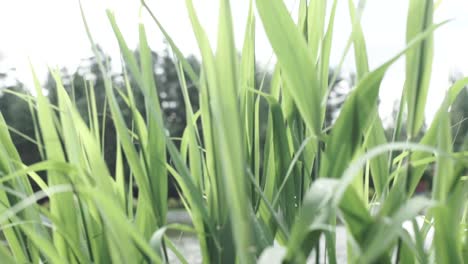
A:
405 0 434 138
256 0 322 140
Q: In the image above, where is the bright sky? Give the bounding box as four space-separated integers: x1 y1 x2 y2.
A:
0 0 467 122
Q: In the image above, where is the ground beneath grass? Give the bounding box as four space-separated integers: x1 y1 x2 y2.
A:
166 210 348 263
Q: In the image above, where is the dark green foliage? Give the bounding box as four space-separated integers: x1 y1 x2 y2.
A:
0 74 40 166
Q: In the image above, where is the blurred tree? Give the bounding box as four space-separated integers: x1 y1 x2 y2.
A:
324 70 352 129
128 46 201 140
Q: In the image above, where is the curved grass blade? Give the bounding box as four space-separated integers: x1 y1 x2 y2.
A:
320 20 448 179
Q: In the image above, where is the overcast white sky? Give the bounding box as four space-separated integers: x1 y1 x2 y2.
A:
0 0 467 122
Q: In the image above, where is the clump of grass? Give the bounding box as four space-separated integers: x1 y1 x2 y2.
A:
0 0 467 263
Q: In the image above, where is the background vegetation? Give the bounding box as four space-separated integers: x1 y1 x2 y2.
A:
0 0 467 263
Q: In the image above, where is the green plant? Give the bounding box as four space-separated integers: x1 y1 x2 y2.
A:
0 0 467 263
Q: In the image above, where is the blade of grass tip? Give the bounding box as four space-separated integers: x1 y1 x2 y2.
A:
149 227 168 259
350 0 390 197
322 2 372 262
240 0 256 178
120 67 150 154
405 0 434 139
109 17 169 231
320 20 448 180
213 0 256 261
117 76 167 258
281 0 309 160
141 0 200 88
306 0 339 194
106 11 142 88
185 0 253 260
105 10 156 188
256 0 322 142
349 0 369 79
52 69 115 192
307 0 327 63
319 0 338 101
30 70 113 264
81 4 160 250
174 61 203 189
30 63 80 260
297 0 307 38
22 90 46 160
321 0 365 109
139 22 168 229
88 81 101 146
321 0 363 108
52 69 83 167
197 69 224 226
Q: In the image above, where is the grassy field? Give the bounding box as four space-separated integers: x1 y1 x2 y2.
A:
0 0 467 263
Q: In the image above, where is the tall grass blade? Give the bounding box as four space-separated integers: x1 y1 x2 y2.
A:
405 0 434 139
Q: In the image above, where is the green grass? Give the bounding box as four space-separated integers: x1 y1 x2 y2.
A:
0 0 467 263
